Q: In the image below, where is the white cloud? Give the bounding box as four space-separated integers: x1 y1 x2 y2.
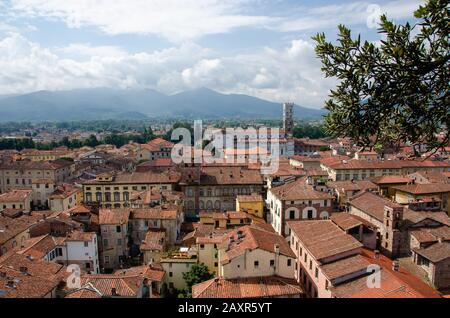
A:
58 43 127 58
277 0 422 32
0 33 334 108
9 0 272 43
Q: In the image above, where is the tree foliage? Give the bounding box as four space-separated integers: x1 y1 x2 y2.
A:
293 124 328 139
313 0 449 155
180 263 213 298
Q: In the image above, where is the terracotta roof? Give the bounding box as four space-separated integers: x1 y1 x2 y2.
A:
0 266 60 298
99 208 130 225
77 274 143 297
236 194 263 203
192 276 304 298
321 254 371 280
323 159 450 170
0 251 65 282
188 166 264 185
17 235 65 259
114 264 165 282
404 209 450 227
64 283 103 298
220 225 295 264
140 230 165 251
295 138 329 147
140 138 174 152
410 227 450 243
83 170 181 185
0 159 72 171
331 213 375 231
330 249 442 298
131 208 177 220
370 175 411 185
288 220 362 261
0 214 44 245
327 180 377 193
49 185 81 200
270 178 333 201
349 191 402 222
290 155 322 162
0 189 32 203
67 205 91 215
393 183 450 194
65 231 96 242
413 242 450 263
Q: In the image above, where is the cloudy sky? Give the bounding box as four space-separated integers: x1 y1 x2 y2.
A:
0 0 422 108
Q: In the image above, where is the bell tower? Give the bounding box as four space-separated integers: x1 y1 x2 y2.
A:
283 103 294 137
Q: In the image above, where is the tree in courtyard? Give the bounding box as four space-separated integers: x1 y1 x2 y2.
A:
313 0 449 156
179 263 214 298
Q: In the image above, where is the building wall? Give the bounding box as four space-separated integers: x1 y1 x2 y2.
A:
0 229 30 256
83 182 174 208
161 260 198 290
394 191 450 214
0 196 32 213
323 165 448 182
236 200 264 219
183 184 263 216
289 227 362 298
0 165 72 193
130 218 178 246
197 243 219 275
267 191 332 237
32 182 55 207
64 236 99 274
218 248 294 280
50 191 79 212
99 223 129 270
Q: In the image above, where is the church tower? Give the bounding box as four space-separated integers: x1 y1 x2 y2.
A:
283 103 294 137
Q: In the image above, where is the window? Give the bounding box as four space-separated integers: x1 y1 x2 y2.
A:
169 272 173 277
85 263 91 269
287 259 292 267
304 253 307 262
200 244 205 250
117 239 122 246
290 210 295 219
315 267 319 278
56 248 63 257
309 260 312 270
84 241 89 247
325 280 329 290
103 239 108 247
104 256 110 264
116 225 121 233
270 260 275 267
214 262 218 267
254 261 259 268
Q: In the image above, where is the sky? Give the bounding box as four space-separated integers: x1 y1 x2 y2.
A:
0 0 423 108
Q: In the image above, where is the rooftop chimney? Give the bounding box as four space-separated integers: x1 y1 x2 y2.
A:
392 260 400 272
274 244 280 255
19 266 28 274
374 250 380 259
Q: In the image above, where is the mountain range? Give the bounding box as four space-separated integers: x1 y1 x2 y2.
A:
0 87 326 122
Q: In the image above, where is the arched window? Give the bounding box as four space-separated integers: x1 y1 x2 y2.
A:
320 211 330 220
214 201 221 210
206 200 213 210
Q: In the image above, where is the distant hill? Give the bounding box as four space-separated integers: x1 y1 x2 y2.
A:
0 87 326 122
